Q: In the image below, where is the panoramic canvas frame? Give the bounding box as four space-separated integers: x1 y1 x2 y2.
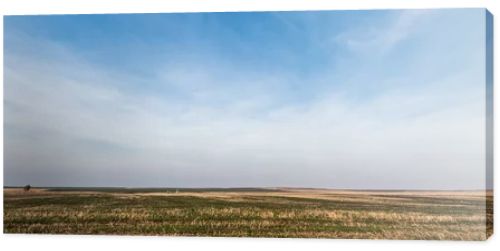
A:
2 8 494 240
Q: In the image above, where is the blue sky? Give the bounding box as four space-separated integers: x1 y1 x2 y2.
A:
3 9 492 189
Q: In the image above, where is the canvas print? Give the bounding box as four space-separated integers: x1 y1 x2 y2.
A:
3 9 493 240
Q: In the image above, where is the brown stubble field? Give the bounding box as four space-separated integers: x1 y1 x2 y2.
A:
3 188 493 240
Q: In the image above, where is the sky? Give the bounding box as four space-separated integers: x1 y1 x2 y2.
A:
3 9 492 189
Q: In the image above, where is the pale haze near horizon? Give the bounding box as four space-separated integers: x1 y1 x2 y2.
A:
3 9 492 189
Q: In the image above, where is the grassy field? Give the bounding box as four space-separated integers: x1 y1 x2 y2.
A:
3 187 493 240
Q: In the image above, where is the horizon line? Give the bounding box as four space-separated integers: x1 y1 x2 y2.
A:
3 185 492 192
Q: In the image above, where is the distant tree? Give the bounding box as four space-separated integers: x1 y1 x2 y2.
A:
23 184 31 192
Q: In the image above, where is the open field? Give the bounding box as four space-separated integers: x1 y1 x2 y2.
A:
3 188 493 240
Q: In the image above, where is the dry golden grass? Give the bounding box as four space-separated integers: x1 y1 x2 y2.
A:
3 188 493 240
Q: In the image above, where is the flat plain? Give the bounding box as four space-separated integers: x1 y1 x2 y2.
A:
3 188 493 240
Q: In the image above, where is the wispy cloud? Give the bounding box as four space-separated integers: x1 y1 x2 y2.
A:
334 10 432 55
3 9 489 189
